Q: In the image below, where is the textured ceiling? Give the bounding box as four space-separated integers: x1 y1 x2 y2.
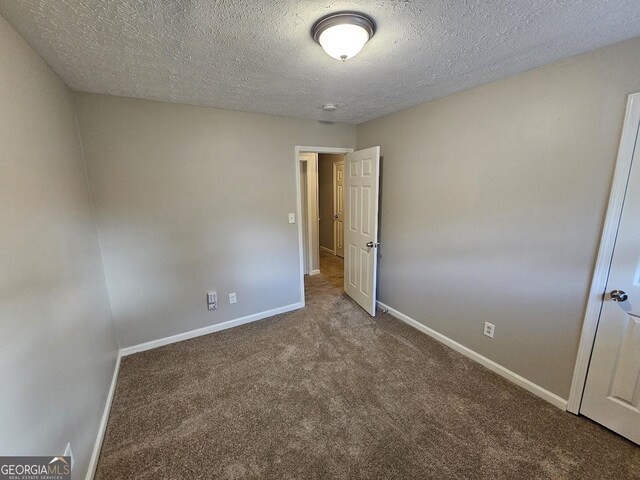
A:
1 1 640 124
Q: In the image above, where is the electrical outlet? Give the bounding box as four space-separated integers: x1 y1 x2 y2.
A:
207 291 217 310
228 292 237 304
64 442 74 470
288 213 296 224
484 322 495 339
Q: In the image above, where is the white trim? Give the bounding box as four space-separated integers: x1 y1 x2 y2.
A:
85 352 121 480
377 301 568 410
295 152 306 297
309 269 321 276
299 160 309 275
319 246 335 255
120 302 303 356
567 92 640 414
299 152 319 275
297 146 355 155
295 146 354 305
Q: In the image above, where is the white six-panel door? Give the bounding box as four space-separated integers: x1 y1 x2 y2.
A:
344 147 380 316
581 107 640 444
334 161 345 258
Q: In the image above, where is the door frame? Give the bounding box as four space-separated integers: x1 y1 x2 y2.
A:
567 92 640 413
299 160 309 275
299 152 319 276
295 146 354 306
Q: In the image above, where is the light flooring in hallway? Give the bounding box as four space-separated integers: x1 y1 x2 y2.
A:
95 250 640 479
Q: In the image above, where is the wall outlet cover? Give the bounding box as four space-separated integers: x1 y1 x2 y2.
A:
229 292 237 304
484 322 495 339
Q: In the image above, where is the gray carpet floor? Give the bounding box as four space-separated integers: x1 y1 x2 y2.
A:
95 251 640 479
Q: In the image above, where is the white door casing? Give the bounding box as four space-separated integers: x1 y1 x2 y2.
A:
299 152 319 275
580 95 640 444
299 161 309 275
334 160 345 258
344 146 380 316
295 146 354 306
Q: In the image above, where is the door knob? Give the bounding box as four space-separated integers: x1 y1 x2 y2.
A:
610 290 628 302
366 241 379 248
333 215 338 219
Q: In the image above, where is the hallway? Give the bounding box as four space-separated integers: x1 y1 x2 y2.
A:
313 249 345 288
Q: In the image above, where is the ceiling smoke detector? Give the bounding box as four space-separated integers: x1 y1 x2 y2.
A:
322 103 338 112
312 12 375 61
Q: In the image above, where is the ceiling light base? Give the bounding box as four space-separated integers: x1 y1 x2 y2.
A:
312 12 376 43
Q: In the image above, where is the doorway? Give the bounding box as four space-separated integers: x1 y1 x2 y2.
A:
319 154 345 258
295 145 381 316
299 151 347 277
296 147 353 305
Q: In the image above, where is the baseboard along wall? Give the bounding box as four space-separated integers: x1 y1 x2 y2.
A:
120 302 304 356
85 352 121 480
376 301 568 410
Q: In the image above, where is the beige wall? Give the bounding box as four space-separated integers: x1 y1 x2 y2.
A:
0 15 117 477
357 36 640 399
74 93 356 348
318 154 344 251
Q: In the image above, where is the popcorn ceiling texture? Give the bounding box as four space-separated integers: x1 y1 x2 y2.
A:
1 0 640 123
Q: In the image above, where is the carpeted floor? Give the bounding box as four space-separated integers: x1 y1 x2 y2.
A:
95 251 640 479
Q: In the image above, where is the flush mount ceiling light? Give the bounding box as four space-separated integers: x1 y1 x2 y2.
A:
312 12 375 61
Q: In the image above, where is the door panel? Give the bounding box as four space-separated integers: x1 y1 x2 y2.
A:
581 113 640 444
348 244 357 287
349 186 358 230
361 186 372 235
608 313 640 408
359 248 371 295
334 161 344 258
344 147 380 316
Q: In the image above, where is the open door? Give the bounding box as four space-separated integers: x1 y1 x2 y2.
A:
580 99 640 444
344 146 380 316
333 160 345 258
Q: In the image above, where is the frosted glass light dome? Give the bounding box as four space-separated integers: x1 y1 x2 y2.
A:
318 23 370 61
312 12 375 62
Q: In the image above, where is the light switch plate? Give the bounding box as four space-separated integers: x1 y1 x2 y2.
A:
207 291 217 310
288 213 296 224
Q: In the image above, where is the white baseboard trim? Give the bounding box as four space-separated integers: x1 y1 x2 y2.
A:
309 269 321 276
377 301 568 410
120 302 305 356
85 351 121 480
85 302 305 478
319 246 335 255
